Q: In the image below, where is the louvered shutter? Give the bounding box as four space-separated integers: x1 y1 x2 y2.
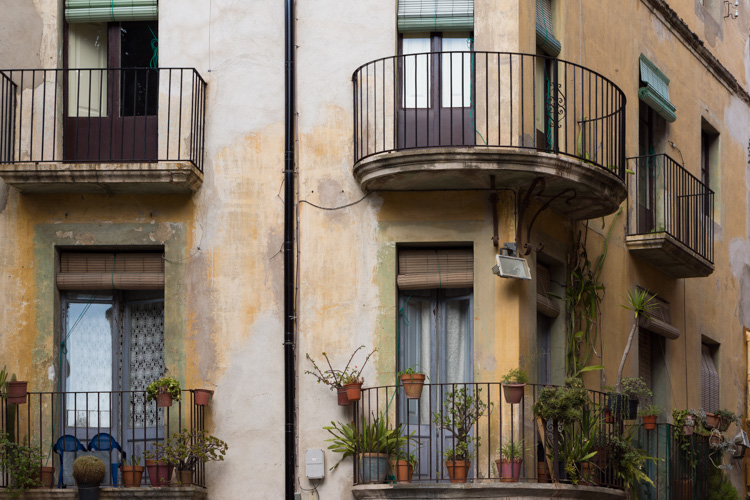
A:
397 249 473 290
57 253 164 290
536 263 560 318
536 0 561 56
638 295 680 340
701 344 719 413
639 331 652 389
397 0 473 33
65 0 158 23
638 55 676 123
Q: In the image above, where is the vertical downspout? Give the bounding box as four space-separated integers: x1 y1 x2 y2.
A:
284 0 296 499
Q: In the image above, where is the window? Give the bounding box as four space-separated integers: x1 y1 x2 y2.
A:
535 262 560 384
636 101 667 233
701 343 719 413
700 121 718 217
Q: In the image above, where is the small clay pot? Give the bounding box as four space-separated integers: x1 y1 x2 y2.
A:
194 389 213 406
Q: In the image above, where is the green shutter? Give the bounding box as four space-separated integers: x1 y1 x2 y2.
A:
638 55 676 123
65 0 158 23
397 0 473 33
536 0 561 56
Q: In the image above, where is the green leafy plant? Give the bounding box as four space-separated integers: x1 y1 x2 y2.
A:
146 376 181 402
500 440 524 461
73 455 106 484
324 413 411 470
151 429 228 472
532 378 588 424
126 455 142 467
708 466 739 500
0 435 44 497
500 368 528 384
620 377 653 403
396 365 428 380
716 409 741 426
609 426 660 495
432 387 492 461
637 403 662 417
306 345 377 389
615 290 657 392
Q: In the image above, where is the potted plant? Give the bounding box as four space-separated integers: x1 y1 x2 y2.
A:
391 450 417 483
152 429 228 486
638 403 662 430
704 410 720 430
673 409 696 436
397 365 427 399
121 455 144 488
500 367 528 404
146 376 181 408
716 409 740 432
6 380 27 404
73 455 106 500
324 412 408 483
142 449 173 487
496 440 523 482
193 389 213 406
306 346 377 406
0 435 46 495
432 387 491 483
609 427 659 493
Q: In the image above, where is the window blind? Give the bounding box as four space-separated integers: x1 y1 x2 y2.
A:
536 263 560 318
638 55 676 123
638 331 652 389
57 252 164 290
397 0 474 33
65 0 158 23
700 344 719 413
397 249 473 290
638 295 680 340
536 0 561 56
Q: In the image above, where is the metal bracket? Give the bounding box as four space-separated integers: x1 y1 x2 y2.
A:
516 177 577 255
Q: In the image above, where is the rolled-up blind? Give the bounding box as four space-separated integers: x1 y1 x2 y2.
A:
65 0 158 23
536 263 560 318
397 249 473 290
638 295 680 340
638 55 676 123
397 0 473 33
57 252 164 290
536 0 561 56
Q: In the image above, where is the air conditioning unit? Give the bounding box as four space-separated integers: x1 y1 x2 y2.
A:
492 254 532 280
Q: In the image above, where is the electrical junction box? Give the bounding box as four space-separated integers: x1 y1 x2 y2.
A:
306 449 325 479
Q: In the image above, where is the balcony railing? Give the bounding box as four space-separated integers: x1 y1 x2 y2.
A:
352 383 625 488
0 389 207 488
0 68 206 171
353 52 626 177
628 154 714 263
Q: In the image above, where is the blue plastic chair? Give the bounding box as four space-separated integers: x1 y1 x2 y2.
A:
52 435 87 488
88 433 127 487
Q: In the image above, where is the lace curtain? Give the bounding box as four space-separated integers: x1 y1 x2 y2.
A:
129 301 165 428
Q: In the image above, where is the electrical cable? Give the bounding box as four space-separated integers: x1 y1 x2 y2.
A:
299 191 374 211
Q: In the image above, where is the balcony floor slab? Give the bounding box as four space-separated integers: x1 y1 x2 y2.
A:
625 232 714 278
353 482 626 499
0 487 206 499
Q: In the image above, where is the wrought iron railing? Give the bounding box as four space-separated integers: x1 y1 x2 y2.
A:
628 154 714 263
0 389 207 488
0 68 207 171
353 52 626 178
352 382 626 488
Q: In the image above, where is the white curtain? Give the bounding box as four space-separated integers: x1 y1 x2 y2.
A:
402 37 431 108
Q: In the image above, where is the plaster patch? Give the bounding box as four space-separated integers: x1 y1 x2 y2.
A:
74 232 96 245
55 231 73 239
149 222 175 243
723 97 750 147
47 365 55 381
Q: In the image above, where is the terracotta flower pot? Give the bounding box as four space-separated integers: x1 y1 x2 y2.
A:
400 373 426 399
344 382 362 402
502 383 525 404
36 466 54 488
642 415 658 430
178 469 193 486
579 461 596 485
445 459 470 483
537 460 551 483
704 412 720 429
7 381 27 404
156 390 173 408
496 458 522 482
121 465 145 488
391 459 414 483
718 417 731 432
683 415 695 436
145 460 173 487
336 386 350 406
193 389 213 406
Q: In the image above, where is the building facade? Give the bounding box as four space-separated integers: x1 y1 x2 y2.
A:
0 0 749 499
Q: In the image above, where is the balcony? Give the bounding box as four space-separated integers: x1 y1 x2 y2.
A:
0 68 206 194
0 389 207 498
352 53 627 219
626 154 714 278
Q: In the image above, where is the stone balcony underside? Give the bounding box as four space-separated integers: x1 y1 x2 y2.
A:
625 232 714 278
0 161 203 194
353 148 627 220
353 483 627 499
0 487 206 499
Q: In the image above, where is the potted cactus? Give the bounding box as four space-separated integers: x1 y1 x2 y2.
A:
73 455 106 500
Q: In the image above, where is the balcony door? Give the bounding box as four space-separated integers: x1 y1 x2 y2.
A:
65 21 158 162
398 288 473 481
398 34 475 149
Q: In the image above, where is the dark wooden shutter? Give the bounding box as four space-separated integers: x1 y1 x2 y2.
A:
57 252 164 290
536 263 560 318
701 344 719 413
397 249 473 290
639 331 652 389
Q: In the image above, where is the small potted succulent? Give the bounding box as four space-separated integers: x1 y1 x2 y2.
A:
500 367 528 404
638 403 662 431
496 440 523 482
146 376 181 408
121 455 144 488
716 409 740 432
703 409 720 430
152 429 228 486
397 365 427 399
673 409 696 436
305 346 377 406
73 455 106 500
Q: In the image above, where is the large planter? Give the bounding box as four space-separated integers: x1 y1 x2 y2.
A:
336 387 350 406
445 459 470 483
496 458 522 482
400 373 426 399
77 484 100 500
391 459 414 483
7 381 27 404
194 389 213 406
156 389 173 408
121 465 144 487
642 415 658 430
704 412 720 429
345 382 363 402
145 460 173 487
357 453 388 483
607 392 638 420
502 383 526 404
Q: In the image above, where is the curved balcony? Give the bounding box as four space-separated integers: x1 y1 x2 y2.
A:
352 53 627 219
